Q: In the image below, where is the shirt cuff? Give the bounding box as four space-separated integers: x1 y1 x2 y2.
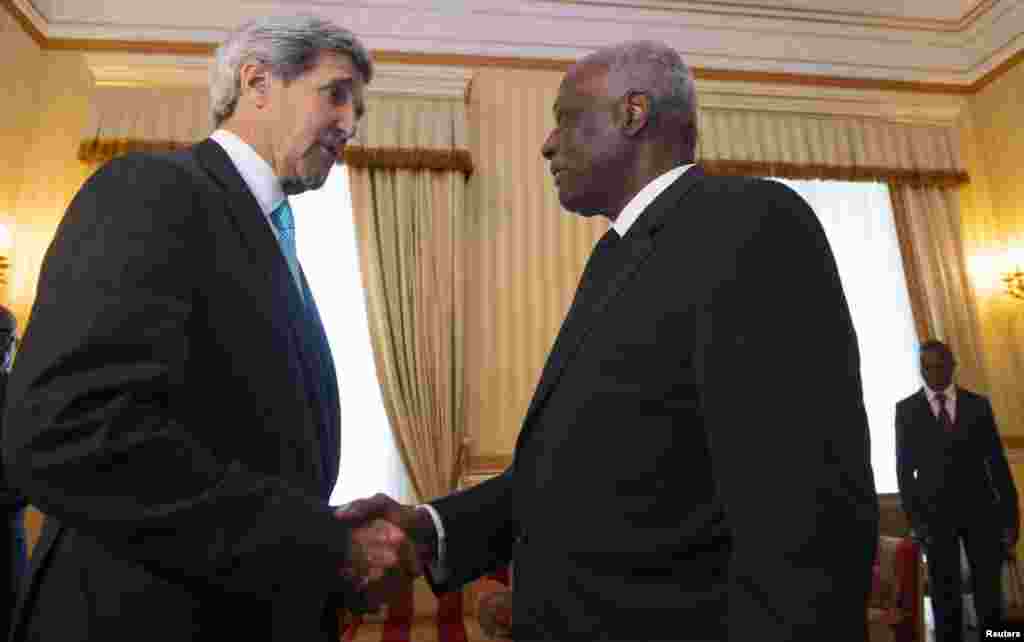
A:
416 503 449 583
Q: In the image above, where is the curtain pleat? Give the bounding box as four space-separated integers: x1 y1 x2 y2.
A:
697 109 966 186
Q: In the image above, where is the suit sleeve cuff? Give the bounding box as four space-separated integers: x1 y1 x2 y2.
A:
417 503 449 583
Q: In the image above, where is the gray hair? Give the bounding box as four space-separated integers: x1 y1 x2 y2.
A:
586 41 697 150
210 14 373 128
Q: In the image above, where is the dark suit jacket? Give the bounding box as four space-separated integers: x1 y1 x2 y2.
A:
0 371 27 642
2 140 357 641
430 168 879 641
895 387 1018 535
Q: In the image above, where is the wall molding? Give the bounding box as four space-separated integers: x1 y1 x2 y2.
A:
81 51 967 125
83 53 473 99
5 0 1024 92
695 78 968 125
551 0 998 33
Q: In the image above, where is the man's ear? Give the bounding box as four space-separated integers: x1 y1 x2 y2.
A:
623 91 651 136
239 62 272 108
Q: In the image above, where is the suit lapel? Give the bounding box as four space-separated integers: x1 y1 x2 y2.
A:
953 386 972 431
193 139 330 489
519 167 705 439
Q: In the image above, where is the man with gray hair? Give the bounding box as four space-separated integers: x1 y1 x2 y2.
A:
3 14 418 642
345 40 878 641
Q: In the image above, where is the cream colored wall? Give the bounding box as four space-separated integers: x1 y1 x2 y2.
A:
957 61 1024 554
6 51 95 328
0 6 44 310
958 61 1024 439
463 68 605 457
1 5 94 554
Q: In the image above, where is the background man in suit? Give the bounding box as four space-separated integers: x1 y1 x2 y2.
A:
344 40 879 641
2 15 418 642
896 339 1018 641
0 306 26 641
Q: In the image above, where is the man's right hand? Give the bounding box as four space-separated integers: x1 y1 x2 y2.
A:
338 516 421 612
336 493 438 566
478 589 514 640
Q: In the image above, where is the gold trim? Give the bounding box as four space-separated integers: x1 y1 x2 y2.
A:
552 0 996 33
1005 435 1024 451
47 38 216 55
702 161 969 187
1 0 45 48
373 51 574 71
78 139 193 163
973 47 1024 93
466 454 513 473
343 146 474 173
695 67 972 95
79 139 475 173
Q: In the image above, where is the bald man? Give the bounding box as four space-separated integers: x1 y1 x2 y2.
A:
345 40 878 642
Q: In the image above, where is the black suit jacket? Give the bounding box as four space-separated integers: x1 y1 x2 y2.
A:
2 140 358 641
430 168 879 641
895 387 1018 535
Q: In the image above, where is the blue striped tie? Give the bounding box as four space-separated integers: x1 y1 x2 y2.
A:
269 200 304 301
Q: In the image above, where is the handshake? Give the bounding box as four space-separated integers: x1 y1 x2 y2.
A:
333 493 437 612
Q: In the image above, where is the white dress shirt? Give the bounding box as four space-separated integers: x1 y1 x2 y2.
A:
611 163 695 238
209 129 286 223
424 163 697 574
210 130 309 299
924 383 957 425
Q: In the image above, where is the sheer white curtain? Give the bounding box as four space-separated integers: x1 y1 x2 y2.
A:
772 178 920 493
291 164 414 506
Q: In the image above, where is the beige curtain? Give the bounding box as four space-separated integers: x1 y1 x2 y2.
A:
889 183 989 392
696 107 985 379
347 95 471 501
349 168 467 501
697 108 966 186
78 86 211 163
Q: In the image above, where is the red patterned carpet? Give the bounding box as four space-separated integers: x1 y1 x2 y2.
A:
340 586 485 642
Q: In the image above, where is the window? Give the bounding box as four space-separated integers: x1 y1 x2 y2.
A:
291 165 413 506
772 178 920 493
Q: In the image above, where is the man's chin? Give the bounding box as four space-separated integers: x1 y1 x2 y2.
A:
558 191 605 218
281 170 331 195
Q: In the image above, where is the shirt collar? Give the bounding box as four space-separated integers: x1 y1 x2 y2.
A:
925 384 956 402
611 164 695 238
210 129 286 216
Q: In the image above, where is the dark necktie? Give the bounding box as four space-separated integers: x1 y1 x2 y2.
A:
935 392 954 432
573 228 621 314
271 200 337 495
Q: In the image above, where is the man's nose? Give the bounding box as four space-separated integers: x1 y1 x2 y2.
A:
541 132 556 159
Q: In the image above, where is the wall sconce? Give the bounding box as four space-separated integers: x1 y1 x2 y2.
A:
0 222 12 289
1004 267 1024 300
1002 243 1024 301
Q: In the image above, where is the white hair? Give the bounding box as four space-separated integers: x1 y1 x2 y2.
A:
586 40 697 150
210 14 373 128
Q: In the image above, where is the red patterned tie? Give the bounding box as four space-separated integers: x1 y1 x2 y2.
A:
935 392 954 433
